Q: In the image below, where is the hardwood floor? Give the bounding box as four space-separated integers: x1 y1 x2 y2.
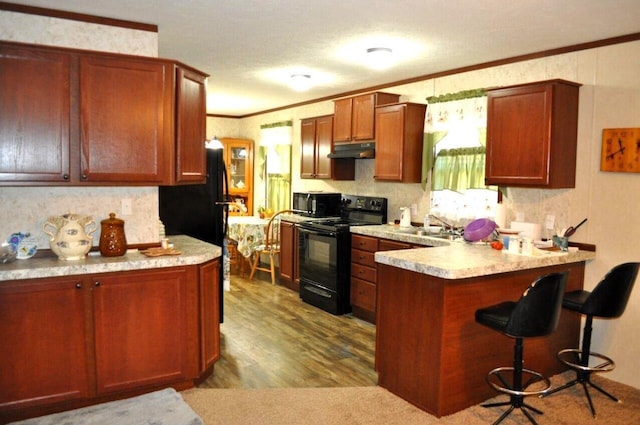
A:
198 272 378 388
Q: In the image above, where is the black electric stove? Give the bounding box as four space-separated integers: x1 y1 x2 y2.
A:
297 195 387 315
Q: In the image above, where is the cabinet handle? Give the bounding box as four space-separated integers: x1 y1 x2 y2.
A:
63 174 70 180
81 173 88 180
94 281 101 287
75 283 82 289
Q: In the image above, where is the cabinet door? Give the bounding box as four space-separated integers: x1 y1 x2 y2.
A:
332 98 353 143
92 268 196 394
352 94 376 141
199 259 220 374
486 85 551 186
485 80 579 188
0 44 71 183
374 104 405 180
0 277 91 410
79 55 170 184
175 66 207 184
315 115 333 179
300 118 317 178
279 221 296 285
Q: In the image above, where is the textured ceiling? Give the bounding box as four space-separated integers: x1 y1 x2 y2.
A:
6 0 640 116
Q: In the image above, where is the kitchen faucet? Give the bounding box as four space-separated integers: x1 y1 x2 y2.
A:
429 214 457 234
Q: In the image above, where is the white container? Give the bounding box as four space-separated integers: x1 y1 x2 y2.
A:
423 214 430 229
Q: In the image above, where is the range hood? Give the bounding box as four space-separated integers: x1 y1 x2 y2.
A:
327 142 375 159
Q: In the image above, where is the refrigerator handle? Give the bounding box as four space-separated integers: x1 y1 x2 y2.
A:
222 162 230 236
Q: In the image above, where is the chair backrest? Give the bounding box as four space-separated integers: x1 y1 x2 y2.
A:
264 210 296 249
505 271 568 338
581 262 639 318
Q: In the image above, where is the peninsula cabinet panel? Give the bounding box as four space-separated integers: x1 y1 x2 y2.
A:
79 55 170 184
0 44 71 183
92 267 196 395
374 103 427 182
279 220 299 291
0 277 91 412
485 79 581 188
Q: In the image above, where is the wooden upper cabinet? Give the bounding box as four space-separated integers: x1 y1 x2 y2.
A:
172 66 207 184
0 44 71 183
301 115 354 180
333 92 400 143
374 102 427 182
485 79 581 188
79 54 170 184
0 41 208 186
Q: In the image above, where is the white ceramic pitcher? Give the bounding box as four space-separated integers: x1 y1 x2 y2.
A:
43 213 97 260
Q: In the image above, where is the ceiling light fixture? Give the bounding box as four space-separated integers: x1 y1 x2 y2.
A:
289 74 312 92
366 47 393 70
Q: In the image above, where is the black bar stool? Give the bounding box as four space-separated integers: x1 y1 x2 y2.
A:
475 271 568 425
541 262 639 418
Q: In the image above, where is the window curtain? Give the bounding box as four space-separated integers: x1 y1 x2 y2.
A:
259 121 292 212
422 92 494 192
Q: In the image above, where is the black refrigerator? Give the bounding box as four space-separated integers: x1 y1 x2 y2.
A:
159 146 229 322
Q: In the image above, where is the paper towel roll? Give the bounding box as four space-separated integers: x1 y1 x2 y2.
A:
494 203 507 229
510 221 542 241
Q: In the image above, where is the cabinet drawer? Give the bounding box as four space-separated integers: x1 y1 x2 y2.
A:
351 248 376 267
351 263 377 283
352 234 378 252
350 278 376 312
379 238 411 251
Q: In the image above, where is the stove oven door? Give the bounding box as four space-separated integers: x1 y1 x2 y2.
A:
297 226 351 315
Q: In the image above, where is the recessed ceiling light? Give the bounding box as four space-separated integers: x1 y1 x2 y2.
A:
289 74 312 92
366 47 393 70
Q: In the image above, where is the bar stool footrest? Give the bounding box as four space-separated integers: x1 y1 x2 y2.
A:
557 349 616 373
486 367 552 397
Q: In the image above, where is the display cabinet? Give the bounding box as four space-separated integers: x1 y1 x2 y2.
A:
220 138 254 214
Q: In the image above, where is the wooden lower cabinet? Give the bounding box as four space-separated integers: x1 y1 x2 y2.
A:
350 235 413 323
278 220 299 292
0 259 219 423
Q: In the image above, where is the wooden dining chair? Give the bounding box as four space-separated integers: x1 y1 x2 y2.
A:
249 209 296 284
226 203 246 275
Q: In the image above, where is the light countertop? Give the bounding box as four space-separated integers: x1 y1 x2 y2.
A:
0 235 221 282
351 225 596 279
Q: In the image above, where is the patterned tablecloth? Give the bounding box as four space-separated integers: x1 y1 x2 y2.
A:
228 216 269 258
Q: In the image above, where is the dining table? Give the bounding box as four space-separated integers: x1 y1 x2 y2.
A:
227 215 270 258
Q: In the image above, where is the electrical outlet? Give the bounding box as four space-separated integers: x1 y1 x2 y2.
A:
545 215 555 230
121 198 133 216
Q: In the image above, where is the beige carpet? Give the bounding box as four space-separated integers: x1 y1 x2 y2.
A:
182 372 640 424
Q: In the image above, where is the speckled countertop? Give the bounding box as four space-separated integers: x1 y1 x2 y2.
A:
351 225 596 279
0 235 221 282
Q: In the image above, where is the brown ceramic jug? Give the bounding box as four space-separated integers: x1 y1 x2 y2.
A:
99 212 127 257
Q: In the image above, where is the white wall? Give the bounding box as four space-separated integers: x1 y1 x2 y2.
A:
0 10 161 246
219 40 640 389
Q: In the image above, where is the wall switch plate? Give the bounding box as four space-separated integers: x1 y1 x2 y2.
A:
411 204 418 216
545 215 555 230
121 198 133 216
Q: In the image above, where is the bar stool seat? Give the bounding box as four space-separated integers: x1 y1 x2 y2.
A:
541 262 639 418
475 271 568 425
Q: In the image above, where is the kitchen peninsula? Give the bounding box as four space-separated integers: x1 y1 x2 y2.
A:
351 225 595 417
0 236 221 423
